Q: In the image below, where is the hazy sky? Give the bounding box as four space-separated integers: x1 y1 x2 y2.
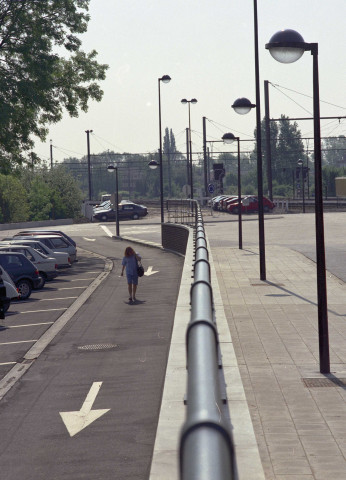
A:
34 0 346 163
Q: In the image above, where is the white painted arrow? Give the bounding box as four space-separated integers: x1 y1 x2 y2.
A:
144 266 159 276
60 382 110 437
83 237 96 242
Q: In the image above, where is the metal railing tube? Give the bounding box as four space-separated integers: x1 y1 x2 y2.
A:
168 199 235 479
181 325 234 479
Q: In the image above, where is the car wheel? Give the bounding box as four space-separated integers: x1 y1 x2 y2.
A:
232 207 239 214
132 213 139 220
101 214 108 222
16 279 32 300
263 206 269 213
36 273 46 289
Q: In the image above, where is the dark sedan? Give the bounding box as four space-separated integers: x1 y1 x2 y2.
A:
0 252 42 299
93 203 148 222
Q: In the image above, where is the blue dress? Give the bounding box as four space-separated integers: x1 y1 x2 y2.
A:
122 254 139 284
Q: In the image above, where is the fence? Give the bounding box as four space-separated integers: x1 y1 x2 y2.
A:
167 199 235 480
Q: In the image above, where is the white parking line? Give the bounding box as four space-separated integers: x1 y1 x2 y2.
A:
8 322 54 328
0 362 17 366
0 340 38 346
37 297 78 301
20 308 67 314
70 278 98 281
58 287 86 290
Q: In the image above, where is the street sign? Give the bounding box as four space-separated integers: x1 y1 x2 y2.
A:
208 183 215 194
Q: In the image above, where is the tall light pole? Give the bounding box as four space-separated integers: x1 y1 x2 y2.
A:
297 159 305 213
222 133 243 250
85 129 93 201
158 75 171 223
266 29 330 374
231 0 266 281
181 98 198 199
107 164 120 237
50 139 53 170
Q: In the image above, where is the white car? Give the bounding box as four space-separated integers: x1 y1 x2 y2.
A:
0 245 58 289
0 239 71 268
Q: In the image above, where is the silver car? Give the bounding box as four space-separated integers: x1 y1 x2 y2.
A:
0 239 71 268
0 245 58 289
14 234 77 263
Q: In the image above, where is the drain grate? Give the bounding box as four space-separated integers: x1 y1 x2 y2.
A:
78 343 119 351
302 377 346 388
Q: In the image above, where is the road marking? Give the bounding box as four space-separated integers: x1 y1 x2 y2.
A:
58 287 86 290
101 225 113 237
20 308 67 314
82 237 96 241
8 322 54 328
70 278 96 281
37 297 78 301
0 362 17 366
144 266 159 276
60 382 110 437
0 340 38 346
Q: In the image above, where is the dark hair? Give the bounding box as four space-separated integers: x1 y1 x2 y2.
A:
124 246 135 257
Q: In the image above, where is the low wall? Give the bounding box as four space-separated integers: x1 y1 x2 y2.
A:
162 223 189 255
0 219 74 232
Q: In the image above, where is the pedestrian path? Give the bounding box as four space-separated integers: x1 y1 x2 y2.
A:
210 243 346 479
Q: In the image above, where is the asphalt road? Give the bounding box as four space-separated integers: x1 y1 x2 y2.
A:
0 229 184 480
202 210 346 283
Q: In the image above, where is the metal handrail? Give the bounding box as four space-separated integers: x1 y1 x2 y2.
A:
167 199 235 479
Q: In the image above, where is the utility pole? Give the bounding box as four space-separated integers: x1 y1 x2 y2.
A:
85 130 93 200
202 116 208 198
50 140 53 169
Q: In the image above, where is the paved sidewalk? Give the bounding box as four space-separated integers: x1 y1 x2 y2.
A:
211 243 346 479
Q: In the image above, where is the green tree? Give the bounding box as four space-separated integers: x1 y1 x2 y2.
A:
0 0 108 164
47 166 84 218
27 177 52 221
323 136 346 167
0 174 30 222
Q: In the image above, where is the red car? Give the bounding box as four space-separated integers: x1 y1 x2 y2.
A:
227 196 275 214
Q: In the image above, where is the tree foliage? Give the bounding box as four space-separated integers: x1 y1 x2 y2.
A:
0 0 108 165
0 173 30 222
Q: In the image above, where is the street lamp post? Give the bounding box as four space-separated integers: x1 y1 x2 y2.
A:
181 98 198 199
297 159 305 213
107 164 120 237
266 28 330 374
230 0 266 281
222 133 242 250
158 75 171 223
232 95 266 279
85 129 93 201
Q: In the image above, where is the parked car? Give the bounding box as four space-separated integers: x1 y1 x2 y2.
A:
211 195 225 211
227 196 275 214
0 239 71 268
220 196 237 211
13 234 77 262
0 245 58 289
0 252 42 299
0 267 20 312
93 202 148 222
17 230 76 247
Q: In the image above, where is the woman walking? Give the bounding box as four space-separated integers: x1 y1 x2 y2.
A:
121 246 141 303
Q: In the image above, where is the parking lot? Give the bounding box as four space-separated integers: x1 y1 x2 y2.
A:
0 249 107 382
